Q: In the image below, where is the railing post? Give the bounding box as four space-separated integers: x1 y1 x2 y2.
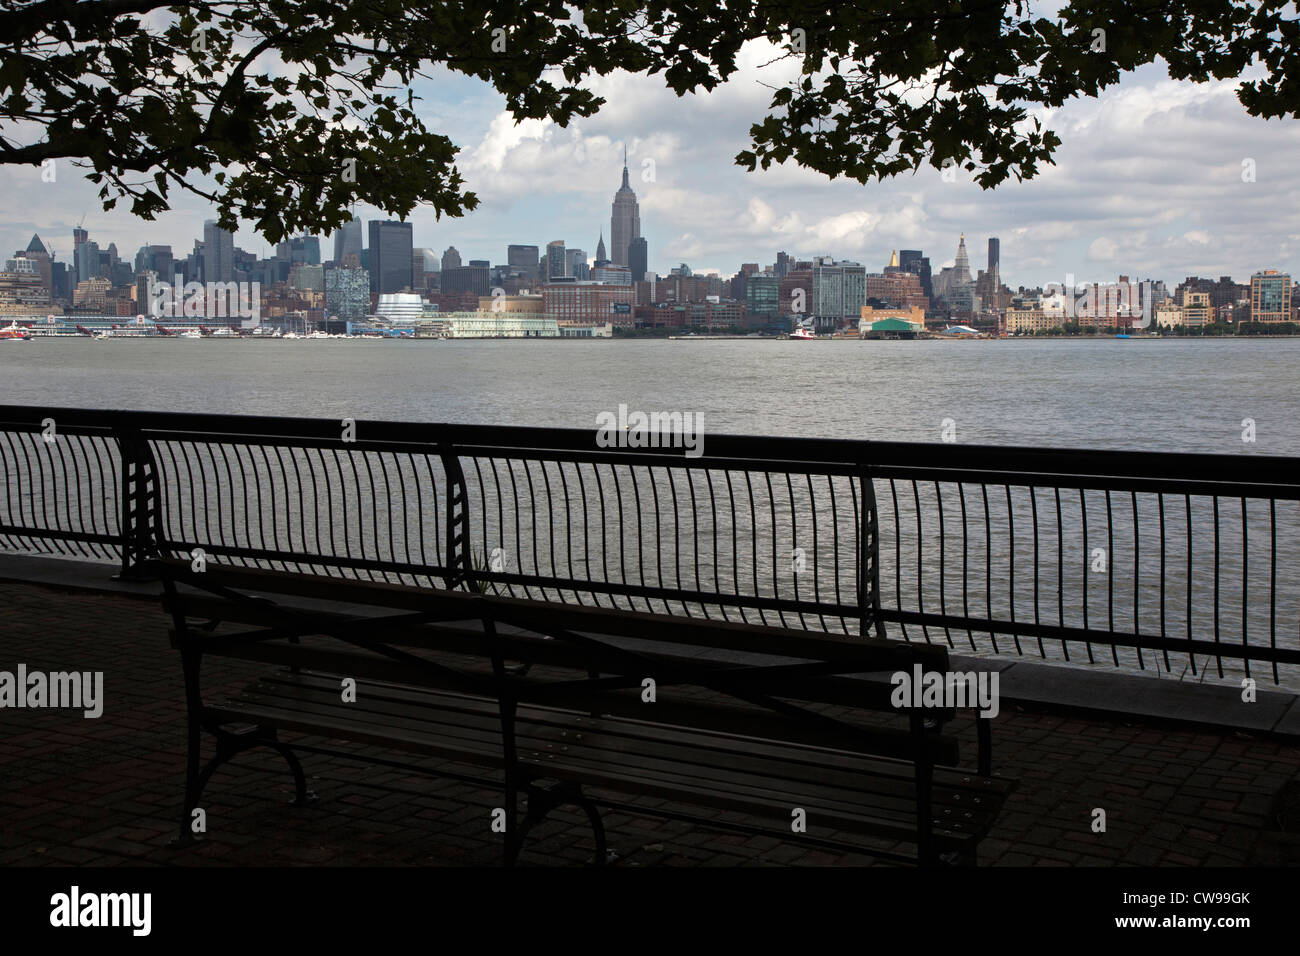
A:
439 443 473 591
115 426 162 580
858 464 885 640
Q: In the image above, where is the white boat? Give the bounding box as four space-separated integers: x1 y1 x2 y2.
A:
788 325 816 340
0 321 32 341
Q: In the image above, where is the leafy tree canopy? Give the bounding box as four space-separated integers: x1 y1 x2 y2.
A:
1 0 1295 241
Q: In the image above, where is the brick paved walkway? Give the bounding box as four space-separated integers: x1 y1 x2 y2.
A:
1 580 1297 866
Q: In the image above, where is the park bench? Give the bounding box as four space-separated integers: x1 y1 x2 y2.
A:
151 558 1014 866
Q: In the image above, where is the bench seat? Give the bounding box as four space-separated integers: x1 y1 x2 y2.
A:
215 669 1012 856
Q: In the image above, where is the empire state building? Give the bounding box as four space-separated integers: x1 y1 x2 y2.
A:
610 147 641 268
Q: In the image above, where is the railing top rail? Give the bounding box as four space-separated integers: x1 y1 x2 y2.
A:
1 404 1296 492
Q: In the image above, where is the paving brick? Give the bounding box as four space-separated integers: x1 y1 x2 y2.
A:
1 579 1297 867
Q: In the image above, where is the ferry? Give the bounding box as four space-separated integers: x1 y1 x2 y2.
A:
788 325 816 340
1 321 32 340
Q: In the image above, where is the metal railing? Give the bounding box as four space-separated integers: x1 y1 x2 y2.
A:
2 405 1298 686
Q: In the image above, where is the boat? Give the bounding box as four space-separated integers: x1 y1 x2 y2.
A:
0 321 32 340
788 325 816 340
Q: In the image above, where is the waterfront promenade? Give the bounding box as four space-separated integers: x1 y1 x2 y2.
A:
2 565 1297 867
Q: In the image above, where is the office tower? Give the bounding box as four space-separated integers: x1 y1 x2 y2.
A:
566 248 587 278
202 220 235 283
440 265 491 296
595 231 607 266
953 234 972 285
78 241 100 282
326 266 372 321
441 246 462 272
546 240 566 280
333 216 363 266
775 251 792 279
628 237 648 283
987 237 1000 281
899 250 932 301
72 227 88 284
289 235 320 266
507 244 539 284
21 234 52 295
609 147 641 267
946 234 974 311
367 220 414 294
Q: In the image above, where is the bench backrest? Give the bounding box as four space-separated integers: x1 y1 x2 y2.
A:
152 558 959 766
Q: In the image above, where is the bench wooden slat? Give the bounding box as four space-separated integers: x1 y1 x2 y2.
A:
222 678 991 847
250 672 998 813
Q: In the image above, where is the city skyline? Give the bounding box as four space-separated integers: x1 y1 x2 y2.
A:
2 42 1298 286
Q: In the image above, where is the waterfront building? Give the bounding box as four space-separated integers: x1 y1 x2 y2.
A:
1250 270 1293 323
1004 307 1055 334
558 321 613 337
1154 302 1184 329
811 258 866 328
373 292 426 324
542 280 635 327
1180 289 1213 328
439 310 559 337
859 305 926 336
745 275 780 320
477 293 543 314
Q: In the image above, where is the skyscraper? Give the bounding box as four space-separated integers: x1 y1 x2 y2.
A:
72 227 88 285
595 231 607 266
367 220 414 294
953 234 972 286
441 246 462 272
609 147 641 267
546 240 566 280
628 237 648 283
947 234 975 311
899 250 932 301
333 217 363 266
202 220 235 283
507 244 539 283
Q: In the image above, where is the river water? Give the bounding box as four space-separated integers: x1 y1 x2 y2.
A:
4 336 1298 688
3 336 1298 455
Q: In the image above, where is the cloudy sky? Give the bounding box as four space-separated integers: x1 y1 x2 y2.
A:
4 37 1298 288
